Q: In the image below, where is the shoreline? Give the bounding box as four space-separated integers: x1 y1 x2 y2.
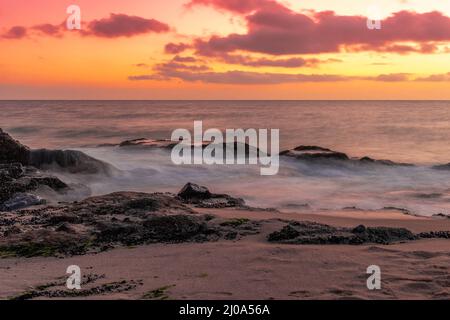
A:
1 207 450 300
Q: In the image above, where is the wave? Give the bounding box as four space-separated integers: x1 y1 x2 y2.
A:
53 144 450 217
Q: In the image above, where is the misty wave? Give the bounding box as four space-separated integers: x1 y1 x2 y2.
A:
50 146 450 217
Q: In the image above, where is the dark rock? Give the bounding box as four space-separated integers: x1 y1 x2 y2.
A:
177 183 245 208
418 231 450 239
178 183 212 201
0 163 26 179
359 157 413 167
268 221 417 245
1 193 45 211
280 145 349 161
142 215 211 243
352 225 366 233
30 149 116 175
0 188 259 257
0 128 30 165
55 223 76 233
280 145 413 167
4 225 21 237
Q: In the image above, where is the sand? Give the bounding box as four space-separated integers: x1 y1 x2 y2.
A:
1 208 449 300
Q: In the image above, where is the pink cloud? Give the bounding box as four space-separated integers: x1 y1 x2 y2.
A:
2 14 170 40
129 59 348 84
185 0 280 14
165 42 192 54
2 26 27 39
85 14 169 38
187 2 450 55
32 23 65 37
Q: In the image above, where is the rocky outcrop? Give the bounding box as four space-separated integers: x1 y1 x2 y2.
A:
0 128 30 165
0 189 259 257
177 182 245 208
30 149 116 175
0 129 119 211
268 221 422 245
0 162 68 210
280 146 349 161
432 163 450 170
280 145 413 167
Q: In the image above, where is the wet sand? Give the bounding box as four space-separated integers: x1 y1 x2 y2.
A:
1 208 449 300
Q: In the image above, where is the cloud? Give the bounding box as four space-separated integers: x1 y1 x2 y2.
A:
84 14 170 37
130 70 348 84
2 26 27 39
415 72 450 82
172 55 198 63
32 23 65 37
1 14 170 40
165 42 192 54
204 53 334 68
155 61 211 72
185 0 279 14
371 73 411 82
129 59 348 84
186 1 450 55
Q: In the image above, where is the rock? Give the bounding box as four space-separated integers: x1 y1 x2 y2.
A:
0 128 30 165
432 163 450 170
55 222 76 233
4 225 21 237
178 183 212 201
280 145 413 167
0 163 26 179
1 193 45 211
30 149 116 175
0 163 68 207
352 225 366 233
359 157 413 166
119 138 178 149
280 145 349 161
418 231 450 239
0 189 258 257
268 221 417 245
142 215 211 242
177 183 245 208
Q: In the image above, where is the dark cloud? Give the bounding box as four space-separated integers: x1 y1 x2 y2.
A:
84 14 169 38
2 26 27 39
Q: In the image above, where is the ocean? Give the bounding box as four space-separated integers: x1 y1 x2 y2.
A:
2 100 450 216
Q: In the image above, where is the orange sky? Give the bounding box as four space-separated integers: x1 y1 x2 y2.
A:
0 0 449 99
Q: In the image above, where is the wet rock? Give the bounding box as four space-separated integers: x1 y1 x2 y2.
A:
55 222 76 233
142 215 212 243
177 183 245 208
0 163 26 179
268 221 417 245
178 182 212 201
418 231 450 239
1 193 45 211
30 149 116 175
352 225 366 233
359 157 413 167
0 188 260 257
281 145 349 161
280 145 413 167
4 225 21 237
0 128 30 165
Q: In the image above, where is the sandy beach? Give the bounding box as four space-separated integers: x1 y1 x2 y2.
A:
1 206 449 300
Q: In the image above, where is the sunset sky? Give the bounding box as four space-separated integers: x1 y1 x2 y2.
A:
1 0 449 99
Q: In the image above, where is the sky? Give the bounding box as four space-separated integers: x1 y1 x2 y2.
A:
0 0 449 99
